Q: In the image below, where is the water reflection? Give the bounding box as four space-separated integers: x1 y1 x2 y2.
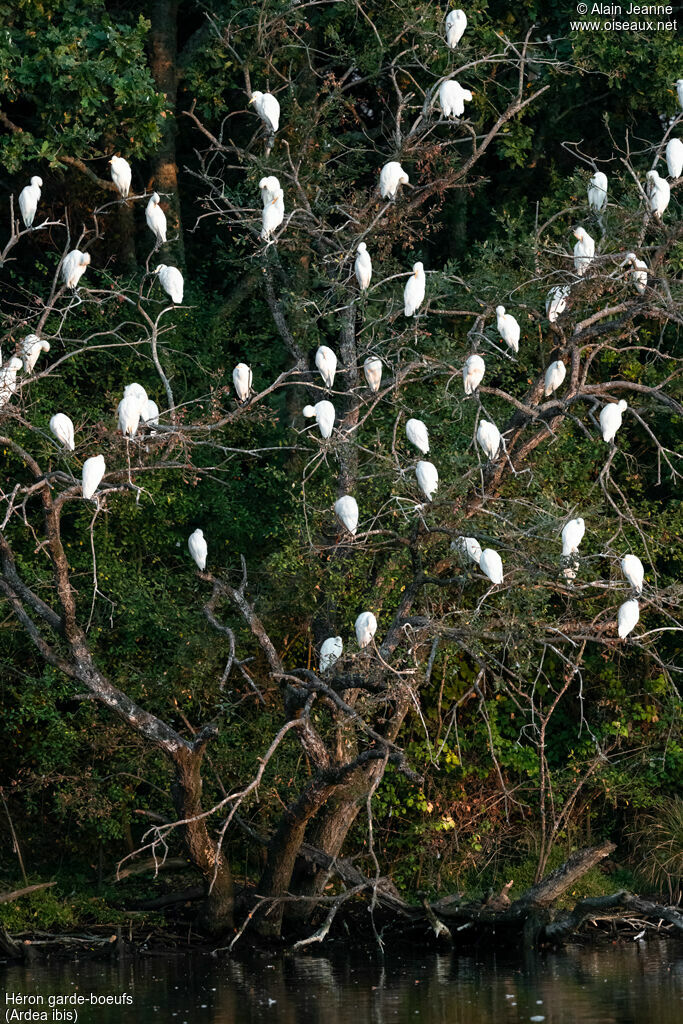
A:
1 938 680 1023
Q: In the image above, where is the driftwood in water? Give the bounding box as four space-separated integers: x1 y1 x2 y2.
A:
544 891 683 942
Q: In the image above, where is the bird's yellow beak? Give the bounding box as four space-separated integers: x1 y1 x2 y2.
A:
248 96 254 105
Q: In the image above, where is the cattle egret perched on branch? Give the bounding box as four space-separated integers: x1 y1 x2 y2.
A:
439 80 473 119
476 419 501 460
146 193 167 244
617 598 639 639
315 346 337 388
544 360 566 397
621 554 644 594
379 161 409 199
123 383 148 414
61 250 90 289
259 176 280 204
250 91 280 133
82 454 105 500
355 242 372 290
0 356 23 408
355 611 377 648
416 460 438 501
335 495 359 535
18 176 42 228
233 363 252 403
455 536 482 565
188 528 207 571
600 399 627 443
404 262 425 317
480 548 503 585
155 264 184 304
261 187 284 240
496 306 520 353
21 335 50 374
463 353 485 395
303 400 335 439
665 138 683 179
445 9 467 47
50 413 75 451
142 399 159 428
320 636 343 672
546 285 570 322
646 170 670 219
363 356 382 392
573 227 595 276
624 252 648 294
109 156 131 198
406 418 429 454
118 396 141 438
561 517 585 556
587 171 608 212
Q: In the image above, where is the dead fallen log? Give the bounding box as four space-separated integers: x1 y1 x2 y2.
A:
0 881 56 904
114 857 192 881
132 885 205 910
513 842 617 908
544 891 683 942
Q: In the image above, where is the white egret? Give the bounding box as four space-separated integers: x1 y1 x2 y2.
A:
335 495 359 535
117 396 141 438
561 517 585 557
233 363 252 403
599 399 627 443
445 9 467 47
496 306 520 353
379 161 409 199
123 383 148 414
320 636 343 672
624 252 648 294
621 554 644 594
21 335 50 374
476 420 501 460
439 80 473 119
544 360 566 396
315 345 337 388
415 460 438 501
145 192 167 244
250 91 280 133
82 454 105 500
363 356 382 392
155 264 184 304
646 170 670 219
546 285 570 323
480 548 503 585
455 536 482 565
404 262 425 317
617 598 639 639
188 528 207 571
142 399 159 428
18 176 42 228
355 242 372 290
303 400 335 439
261 188 284 240
109 156 132 198
0 356 23 408
61 250 90 289
587 171 608 212
49 413 75 451
355 611 377 648
406 418 429 454
665 138 683 179
463 353 485 395
573 227 595 276
677 79 683 110
259 176 281 204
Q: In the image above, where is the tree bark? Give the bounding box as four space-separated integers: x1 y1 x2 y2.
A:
149 0 184 266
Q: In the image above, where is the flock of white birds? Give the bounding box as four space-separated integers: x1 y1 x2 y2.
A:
3 11 680 667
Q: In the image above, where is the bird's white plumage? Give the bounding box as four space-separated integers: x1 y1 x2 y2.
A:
573 227 595 276
665 138 683 179
320 636 343 672
250 91 280 133
142 399 159 428
188 528 207 571
404 262 425 317
259 176 281 204
355 242 372 290
363 356 382 392
155 264 184 304
496 306 520 353
476 420 501 460
463 353 485 395
456 536 482 565
335 495 359 535
617 598 639 639
379 161 409 199
118 396 141 438
82 454 105 500
355 611 377 648
624 252 647 294
406 418 429 454
61 250 90 289
123 383 148 415
480 548 503 585
303 400 335 439
18 176 42 228
561 517 585 557
544 360 566 396
445 9 467 48
315 346 337 388
415 460 438 501
646 170 670 219
439 80 473 119
0 357 23 407
21 335 50 374
261 188 284 240
621 554 644 594
109 156 132 198
599 399 627 443
145 193 167 244
587 171 608 212
546 285 570 322
49 413 75 451
233 363 252 402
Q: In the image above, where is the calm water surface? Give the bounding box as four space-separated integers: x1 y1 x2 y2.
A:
1 939 681 1024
